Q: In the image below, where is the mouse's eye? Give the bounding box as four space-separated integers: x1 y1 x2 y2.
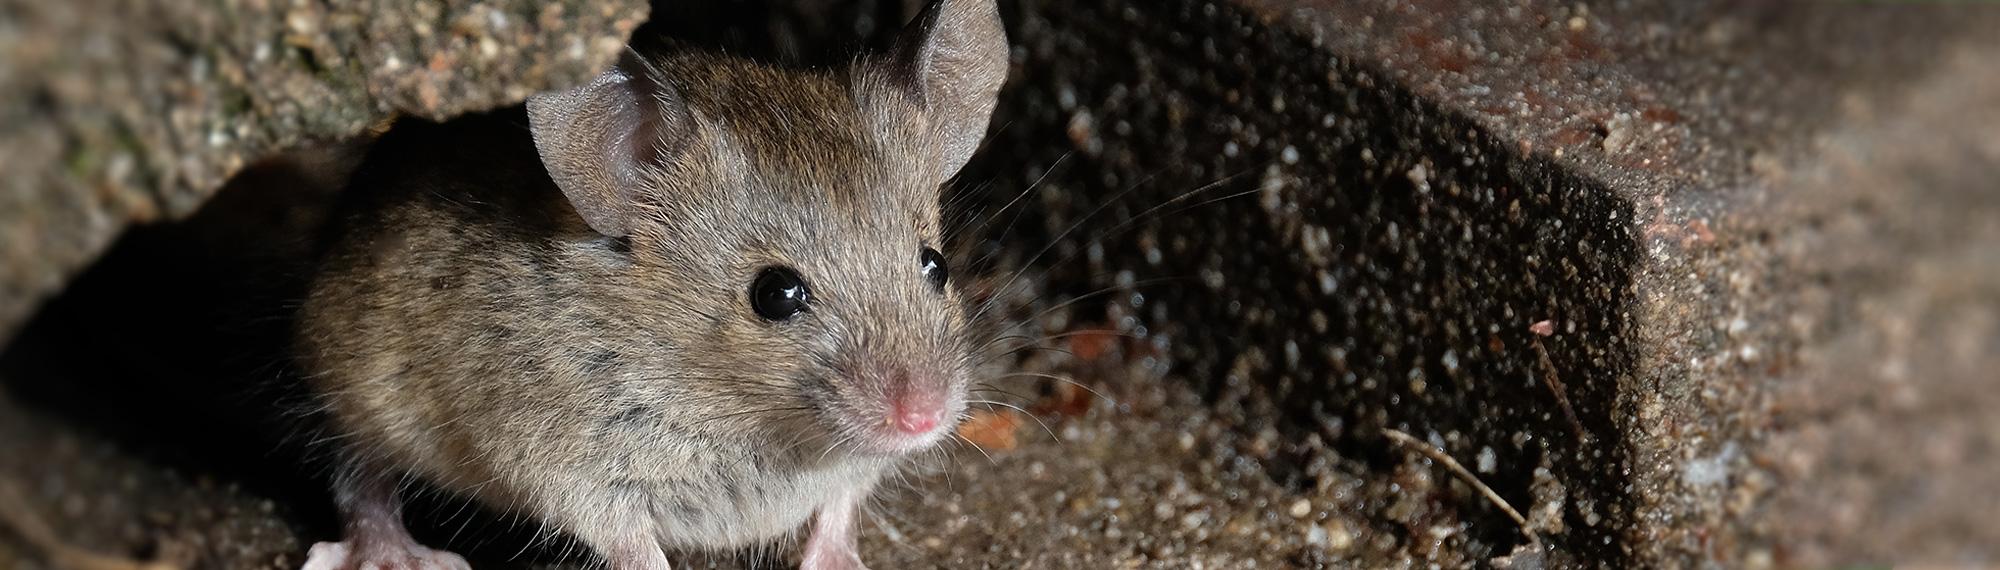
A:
750 267 812 321
919 247 949 292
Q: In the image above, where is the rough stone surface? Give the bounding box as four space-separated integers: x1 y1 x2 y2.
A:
3 1 1998 569
950 1 2000 566
1174 1 2000 566
1209 2 2000 565
0 0 648 345
961 0 1637 563
1750 47 2000 567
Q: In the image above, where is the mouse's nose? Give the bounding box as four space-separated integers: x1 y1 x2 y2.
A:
860 365 956 451
892 406 941 435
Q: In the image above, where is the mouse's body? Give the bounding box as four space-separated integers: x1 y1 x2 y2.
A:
292 2 1007 569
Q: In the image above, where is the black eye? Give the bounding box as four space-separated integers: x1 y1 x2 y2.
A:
919 247 949 292
750 267 812 321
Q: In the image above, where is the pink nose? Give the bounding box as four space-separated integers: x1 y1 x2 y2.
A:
892 407 940 435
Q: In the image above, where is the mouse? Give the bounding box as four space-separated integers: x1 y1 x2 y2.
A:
290 0 1007 568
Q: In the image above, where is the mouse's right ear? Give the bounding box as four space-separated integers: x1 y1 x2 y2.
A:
526 51 691 238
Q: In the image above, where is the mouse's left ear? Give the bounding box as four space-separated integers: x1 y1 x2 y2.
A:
527 51 693 238
885 0 1009 179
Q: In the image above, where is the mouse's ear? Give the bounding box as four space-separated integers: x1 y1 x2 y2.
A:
527 51 690 238
887 0 1008 178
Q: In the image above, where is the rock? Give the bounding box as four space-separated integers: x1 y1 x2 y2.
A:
955 0 2000 566
0 0 648 345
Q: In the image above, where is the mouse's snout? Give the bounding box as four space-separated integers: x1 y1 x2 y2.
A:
844 364 962 455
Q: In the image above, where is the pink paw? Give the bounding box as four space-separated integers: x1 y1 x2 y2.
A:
301 540 471 570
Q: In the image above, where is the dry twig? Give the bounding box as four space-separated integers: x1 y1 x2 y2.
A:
1529 336 1587 441
1382 428 1542 549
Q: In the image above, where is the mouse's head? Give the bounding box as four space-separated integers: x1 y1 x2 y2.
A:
524 0 1006 458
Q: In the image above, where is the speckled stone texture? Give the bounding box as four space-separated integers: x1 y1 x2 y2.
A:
0 0 649 346
3 1 1998 569
1199 2 2000 566
938 0 2000 567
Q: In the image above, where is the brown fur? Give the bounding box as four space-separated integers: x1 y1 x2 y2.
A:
295 0 1006 564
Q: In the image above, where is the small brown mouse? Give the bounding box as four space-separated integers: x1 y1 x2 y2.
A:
292 1 1006 568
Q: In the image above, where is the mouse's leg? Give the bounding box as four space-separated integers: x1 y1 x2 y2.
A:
598 534 672 570
800 493 868 570
567 508 671 570
302 465 470 570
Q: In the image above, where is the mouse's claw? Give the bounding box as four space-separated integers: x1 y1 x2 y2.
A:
301 539 471 570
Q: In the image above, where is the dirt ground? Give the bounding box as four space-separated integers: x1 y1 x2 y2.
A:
0 254 1546 570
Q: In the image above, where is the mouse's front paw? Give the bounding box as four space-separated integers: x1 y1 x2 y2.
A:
301 540 472 570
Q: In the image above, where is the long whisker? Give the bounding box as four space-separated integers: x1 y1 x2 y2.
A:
1015 328 1147 346
1072 172 1273 264
975 343 1080 367
948 431 997 464
967 382 1033 402
817 433 859 465
968 399 1060 445
942 178 998 236
994 175 1266 317
954 152 1073 243
967 165 1262 327
974 332 1040 354
776 427 841 458
984 372 1117 407
966 171 1166 325
973 277 1189 354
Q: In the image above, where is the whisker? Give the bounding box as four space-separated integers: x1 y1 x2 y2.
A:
975 343 1080 367
968 399 1060 445
966 162 1270 327
1072 170 1272 263
817 433 859 465
949 431 997 464
972 278 1187 354
967 383 1033 402
957 153 1075 253
984 372 1117 407
966 169 1175 325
